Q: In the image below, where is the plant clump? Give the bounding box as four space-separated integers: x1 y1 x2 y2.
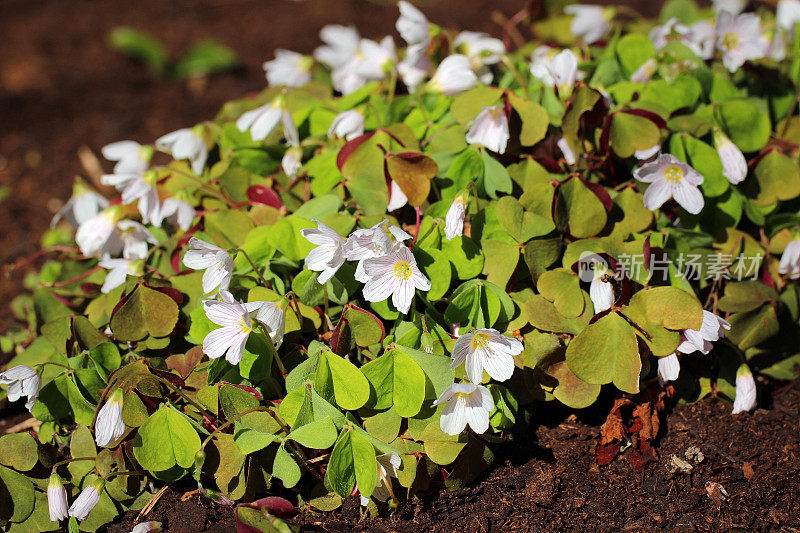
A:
2 0 800 530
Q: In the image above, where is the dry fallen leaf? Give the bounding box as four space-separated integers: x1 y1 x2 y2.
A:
705 481 729 509
742 461 755 481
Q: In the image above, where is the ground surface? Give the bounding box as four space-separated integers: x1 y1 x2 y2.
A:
4 1 797 532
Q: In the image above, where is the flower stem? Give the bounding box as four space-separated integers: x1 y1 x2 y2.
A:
152 374 216 423
102 470 148 482
231 248 270 288
51 456 97 473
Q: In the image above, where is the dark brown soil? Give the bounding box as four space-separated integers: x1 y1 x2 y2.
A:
293 380 800 532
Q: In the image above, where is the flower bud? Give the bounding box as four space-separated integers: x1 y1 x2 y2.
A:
732 364 757 414
68 478 105 521
95 388 125 448
47 473 69 522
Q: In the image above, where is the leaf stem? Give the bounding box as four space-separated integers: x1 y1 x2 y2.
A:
232 248 270 288
51 456 97 473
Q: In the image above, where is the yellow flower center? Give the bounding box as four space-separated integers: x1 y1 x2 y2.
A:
663 165 684 183
723 32 739 50
393 261 413 280
239 318 252 334
470 332 490 349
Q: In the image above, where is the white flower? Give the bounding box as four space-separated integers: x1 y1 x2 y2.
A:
331 56 366 95
715 11 768 72
590 278 615 314
264 49 312 88
95 388 125 447
630 58 658 84
565 5 611 44
677 310 731 355
360 452 401 506
155 128 208 176
182 237 234 294
314 25 360 69
778 238 800 278
47 474 69 522
634 154 705 214
778 0 800 32
159 197 195 231
454 31 505 83
433 382 494 435
68 479 104 521
362 246 431 314
713 0 746 15
650 18 691 50
301 219 346 284
101 169 161 226
767 29 787 61
52 182 109 229
99 258 142 294
397 50 431 92
255 301 286 349
117 220 158 260
282 146 303 178
202 290 261 364
451 328 523 384
557 137 577 165
634 143 660 161
236 98 298 145
76 207 123 257
427 55 478 96
327 110 365 141
131 522 163 533
465 106 509 154
397 1 430 47
101 140 151 174
713 129 747 184
387 180 409 212
688 20 717 59
344 221 411 283
657 353 681 383
355 37 396 82
0 365 40 411
444 195 467 240
732 364 757 413
530 49 578 98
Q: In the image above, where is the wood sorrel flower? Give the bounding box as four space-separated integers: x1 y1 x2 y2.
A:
453 31 505 83
101 168 161 226
713 129 747 184
360 452 401 506
633 153 705 214
327 109 365 141
778 238 800 279
732 364 757 413
0 365 40 411
98 257 143 294
263 49 313 88
396 0 430 49
362 246 431 314
95 388 125 447
47 473 69 522
51 181 109 229
565 5 612 44
131 522 163 533
76 205 124 257
101 140 151 174
236 96 298 145
433 382 494 435
68 478 104 521
202 290 265 364
530 48 578 98
677 310 731 355
657 352 681 383
344 221 411 283
182 237 234 294
715 11 768 72
155 127 208 176
159 196 195 231
255 300 286 349
465 105 509 154
444 193 468 241
314 25 360 70
301 219 346 284
451 328 523 384
427 55 478 96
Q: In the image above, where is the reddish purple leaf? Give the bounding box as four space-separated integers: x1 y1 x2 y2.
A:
336 131 376 172
246 185 284 209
